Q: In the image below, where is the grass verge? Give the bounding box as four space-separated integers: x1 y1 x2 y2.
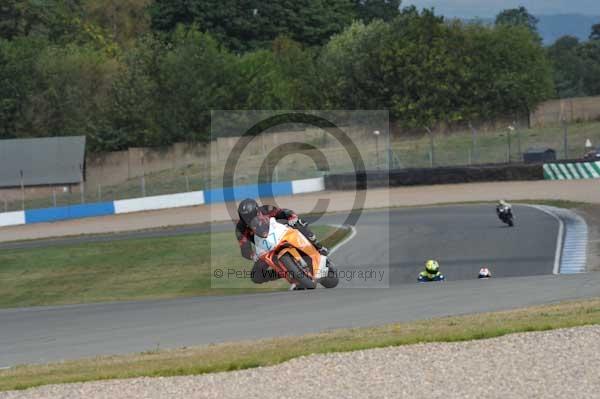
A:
1 298 599 391
0 225 348 308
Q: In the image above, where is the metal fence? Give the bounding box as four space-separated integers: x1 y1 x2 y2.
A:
392 119 600 169
1 116 599 214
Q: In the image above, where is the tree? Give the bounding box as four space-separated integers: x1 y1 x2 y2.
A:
83 0 152 47
355 0 401 23
0 37 47 138
495 6 538 35
148 0 195 33
321 9 554 129
320 20 391 110
236 37 322 110
382 9 473 128
0 0 45 39
150 0 357 51
548 34 600 98
547 36 586 97
590 23 600 41
577 40 600 95
0 0 83 42
156 26 237 142
27 44 120 141
467 24 553 119
102 35 161 151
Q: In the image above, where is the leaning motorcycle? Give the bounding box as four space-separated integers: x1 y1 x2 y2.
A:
251 216 339 289
497 207 514 227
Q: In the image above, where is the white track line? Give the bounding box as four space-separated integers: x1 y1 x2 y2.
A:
328 225 357 255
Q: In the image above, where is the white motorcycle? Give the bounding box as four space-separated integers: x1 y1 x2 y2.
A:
251 216 339 290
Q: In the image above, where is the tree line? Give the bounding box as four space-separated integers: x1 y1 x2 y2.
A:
0 1 598 151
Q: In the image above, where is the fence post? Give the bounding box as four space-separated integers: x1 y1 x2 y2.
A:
469 122 477 164
52 187 57 207
141 152 146 197
562 119 568 159
425 127 434 167
506 127 512 163
97 184 102 202
515 121 522 162
79 164 85 204
185 174 190 192
3 198 7 212
20 170 25 211
386 127 391 170
373 130 381 170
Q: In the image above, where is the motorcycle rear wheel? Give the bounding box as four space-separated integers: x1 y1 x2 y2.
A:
280 253 317 290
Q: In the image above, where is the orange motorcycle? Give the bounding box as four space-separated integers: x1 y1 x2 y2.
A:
250 216 339 289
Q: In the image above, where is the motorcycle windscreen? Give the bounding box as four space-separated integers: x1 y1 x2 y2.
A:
254 218 289 256
249 214 270 238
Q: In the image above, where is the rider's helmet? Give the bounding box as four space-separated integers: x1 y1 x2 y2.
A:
238 198 259 224
425 260 440 274
478 267 492 279
498 200 507 207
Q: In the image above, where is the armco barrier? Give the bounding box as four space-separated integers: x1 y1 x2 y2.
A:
325 164 543 190
0 177 326 227
544 161 600 180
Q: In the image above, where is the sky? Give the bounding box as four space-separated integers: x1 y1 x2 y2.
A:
402 1 600 18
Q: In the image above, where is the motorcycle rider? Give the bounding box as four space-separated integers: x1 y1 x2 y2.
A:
478 267 492 279
418 260 446 282
496 200 512 218
235 198 329 284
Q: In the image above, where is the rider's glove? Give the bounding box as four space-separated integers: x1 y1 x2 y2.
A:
287 214 299 226
252 253 259 262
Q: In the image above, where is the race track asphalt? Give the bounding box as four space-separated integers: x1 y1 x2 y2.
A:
2 204 598 368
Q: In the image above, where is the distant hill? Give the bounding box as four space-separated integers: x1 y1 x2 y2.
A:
537 14 600 44
463 14 600 45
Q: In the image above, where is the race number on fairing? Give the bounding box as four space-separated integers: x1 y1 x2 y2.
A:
254 218 288 256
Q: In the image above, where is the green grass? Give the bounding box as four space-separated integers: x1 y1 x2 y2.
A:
1 298 599 392
0 225 347 308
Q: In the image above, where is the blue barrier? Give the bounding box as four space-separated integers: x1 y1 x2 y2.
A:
25 202 116 224
10 178 323 226
204 181 293 204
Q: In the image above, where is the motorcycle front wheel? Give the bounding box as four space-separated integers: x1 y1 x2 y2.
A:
320 265 339 288
280 253 317 290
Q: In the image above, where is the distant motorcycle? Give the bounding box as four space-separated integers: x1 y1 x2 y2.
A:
497 206 514 227
417 273 445 283
252 216 339 289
